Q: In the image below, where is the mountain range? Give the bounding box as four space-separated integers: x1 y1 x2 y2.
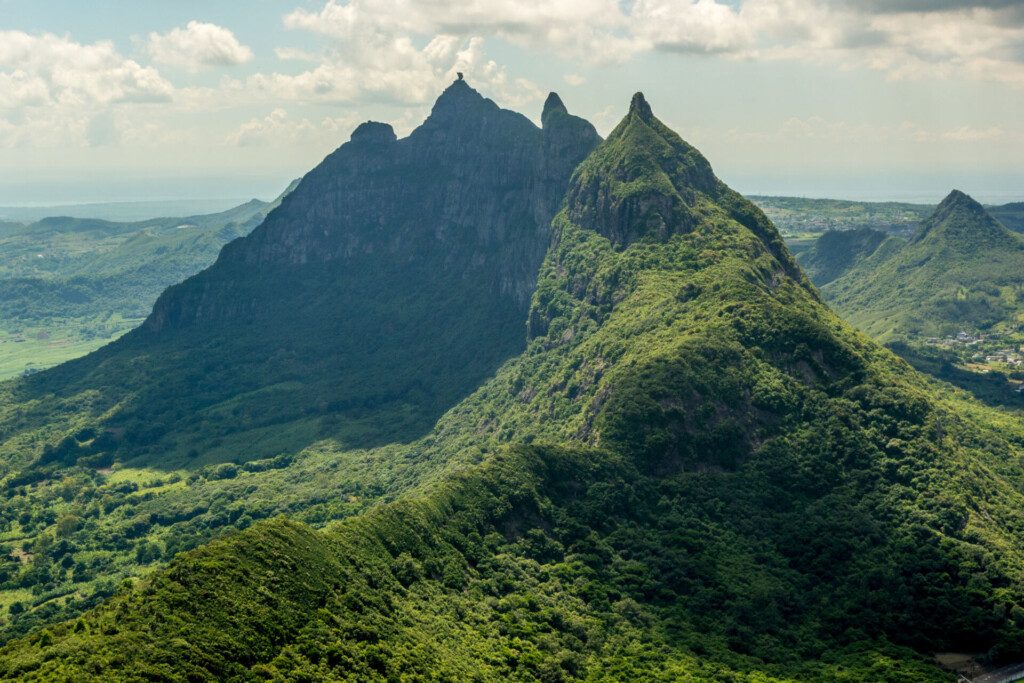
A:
0 82 1023 680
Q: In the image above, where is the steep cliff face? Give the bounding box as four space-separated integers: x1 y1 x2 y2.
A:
24 81 599 465
147 80 599 331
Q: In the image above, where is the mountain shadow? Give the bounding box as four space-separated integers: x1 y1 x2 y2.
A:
6 82 600 470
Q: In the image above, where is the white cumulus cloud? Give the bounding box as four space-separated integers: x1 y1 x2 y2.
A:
147 21 254 72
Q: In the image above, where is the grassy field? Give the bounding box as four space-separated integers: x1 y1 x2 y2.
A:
0 317 138 379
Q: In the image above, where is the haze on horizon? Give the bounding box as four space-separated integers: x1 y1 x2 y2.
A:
2 0 1023 205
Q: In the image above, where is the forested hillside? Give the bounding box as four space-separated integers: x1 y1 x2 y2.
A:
3 88 1024 681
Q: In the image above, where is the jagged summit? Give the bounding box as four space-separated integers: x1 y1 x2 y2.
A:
31 81 600 474
628 91 653 121
541 92 568 126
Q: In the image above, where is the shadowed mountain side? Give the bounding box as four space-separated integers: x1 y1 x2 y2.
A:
6 81 600 470
796 227 898 287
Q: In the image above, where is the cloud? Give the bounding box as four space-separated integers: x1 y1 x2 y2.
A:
0 31 174 148
226 107 363 148
147 21 254 72
626 0 1024 85
262 10 546 108
0 30 173 108
282 0 635 62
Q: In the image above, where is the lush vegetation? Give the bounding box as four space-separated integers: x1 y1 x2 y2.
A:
2 91 1024 680
821 190 1024 341
0 188 295 379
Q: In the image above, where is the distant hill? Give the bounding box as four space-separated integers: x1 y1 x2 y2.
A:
0 182 297 378
0 198 266 223
821 190 1024 340
991 202 1024 232
806 191 1024 407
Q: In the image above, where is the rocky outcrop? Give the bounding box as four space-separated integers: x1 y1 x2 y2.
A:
147 80 599 331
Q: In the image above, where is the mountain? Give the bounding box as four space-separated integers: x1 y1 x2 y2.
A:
14 81 599 466
5 89 1024 680
0 184 297 379
0 81 599 641
821 190 1024 340
796 226 901 286
991 202 1024 233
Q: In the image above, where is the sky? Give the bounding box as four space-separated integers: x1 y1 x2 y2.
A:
2 0 1023 205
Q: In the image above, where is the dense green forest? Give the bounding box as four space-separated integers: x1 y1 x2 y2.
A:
0 185 295 379
0 85 1023 680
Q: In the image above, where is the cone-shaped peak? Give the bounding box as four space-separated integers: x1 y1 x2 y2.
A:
914 188 1012 246
937 189 983 214
542 92 568 126
629 92 654 122
931 189 991 227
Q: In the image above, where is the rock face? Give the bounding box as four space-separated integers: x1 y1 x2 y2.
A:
147 80 599 330
33 81 600 461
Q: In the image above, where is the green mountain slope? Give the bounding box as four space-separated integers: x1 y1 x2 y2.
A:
991 202 1024 233
795 227 901 286
821 191 1024 341
0 184 297 379
6 93 1024 681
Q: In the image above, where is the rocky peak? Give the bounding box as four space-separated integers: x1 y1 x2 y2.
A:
628 91 654 123
146 82 599 332
541 92 569 126
559 93 804 286
350 121 397 145
420 78 499 128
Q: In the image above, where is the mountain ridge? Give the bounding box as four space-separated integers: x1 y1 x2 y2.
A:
5 88 1024 681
